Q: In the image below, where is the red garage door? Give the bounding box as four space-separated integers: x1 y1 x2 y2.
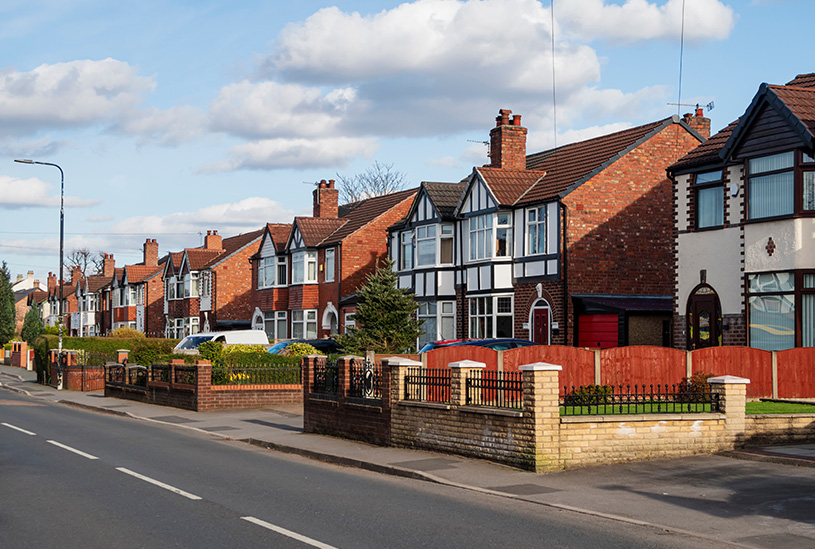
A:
578 314 618 348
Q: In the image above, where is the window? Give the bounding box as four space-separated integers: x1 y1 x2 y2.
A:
527 207 546 255
748 272 795 351
129 286 138 305
344 312 355 333
137 285 144 306
804 274 815 348
748 152 794 219
400 231 413 270
259 257 275 288
292 251 317 284
495 213 512 257
166 278 175 300
416 226 436 266
695 170 724 228
88 294 98 312
469 295 513 338
440 224 454 264
185 316 199 336
292 309 317 339
469 214 493 260
325 248 335 282
175 276 184 300
263 311 287 340
417 301 455 348
184 273 198 298
418 302 437 349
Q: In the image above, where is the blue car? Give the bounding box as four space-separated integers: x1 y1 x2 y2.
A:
418 338 537 353
267 339 340 355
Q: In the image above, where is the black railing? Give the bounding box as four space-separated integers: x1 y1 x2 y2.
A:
404 367 451 404
213 365 301 386
349 358 381 399
77 351 117 367
560 383 721 415
173 365 197 385
312 359 339 395
149 364 172 383
466 370 523 409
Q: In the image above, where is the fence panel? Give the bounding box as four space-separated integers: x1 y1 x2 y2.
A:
601 346 686 388
692 346 771 399
349 358 381 400
504 345 594 388
776 348 815 398
466 370 523 409
312 358 339 395
560 383 720 415
424 345 497 370
404 367 451 403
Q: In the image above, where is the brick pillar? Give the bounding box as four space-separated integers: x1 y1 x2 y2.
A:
195 359 212 412
709 375 749 447
337 355 359 406
116 349 129 364
383 357 421 406
302 355 319 432
11 342 26 368
450 360 486 406
519 362 563 472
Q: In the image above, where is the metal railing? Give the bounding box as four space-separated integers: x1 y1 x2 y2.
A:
466 370 523 409
560 383 721 415
404 367 451 404
105 364 147 388
312 358 339 395
212 365 301 386
349 358 381 400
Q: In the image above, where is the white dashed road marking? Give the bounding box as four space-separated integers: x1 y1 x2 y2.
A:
47 440 98 460
116 467 202 500
242 516 338 549
2 422 36 435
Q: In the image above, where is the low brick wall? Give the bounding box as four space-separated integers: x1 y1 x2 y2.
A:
303 356 391 446
744 415 815 445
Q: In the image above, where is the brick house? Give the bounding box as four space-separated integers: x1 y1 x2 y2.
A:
47 267 81 335
391 108 709 348
73 254 117 337
668 73 815 351
249 180 416 341
164 229 263 337
110 239 166 337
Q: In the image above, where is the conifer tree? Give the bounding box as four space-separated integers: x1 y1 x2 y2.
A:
338 260 422 354
0 262 15 346
21 303 44 343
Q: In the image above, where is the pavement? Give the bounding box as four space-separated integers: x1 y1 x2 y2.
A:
3 363 815 548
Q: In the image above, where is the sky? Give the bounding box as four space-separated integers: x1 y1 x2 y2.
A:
0 0 810 283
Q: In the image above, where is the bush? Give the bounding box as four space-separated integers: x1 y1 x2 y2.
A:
110 327 146 339
281 342 321 358
563 384 613 406
198 341 225 366
130 338 177 366
32 336 51 384
43 326 59 336
678 371 714 403
223 344 268 355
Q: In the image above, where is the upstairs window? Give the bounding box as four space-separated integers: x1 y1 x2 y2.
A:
495 213 512 257
440 224 454 265
804 153 815 211
748 152 794 219
696 170 724 228
258 257 275 288
292 251 317 284
527 207 547 255
469 214 493 260
400 231 413 270
416 225 436 266
325 248 335 282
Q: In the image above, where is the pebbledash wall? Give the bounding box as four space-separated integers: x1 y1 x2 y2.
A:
303 356 815 471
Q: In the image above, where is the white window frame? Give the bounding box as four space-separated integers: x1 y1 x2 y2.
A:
495 212 512 258
417 300 456 348
325 248 335 283
440 224 454 265
292 309 318 339
527 206 547 255
258 257 275 289
292 251 318 284
344 312 355 333
400 231 413 270
416 225 437 267
469 295 513 338
263 310 287 340
469 214 493 261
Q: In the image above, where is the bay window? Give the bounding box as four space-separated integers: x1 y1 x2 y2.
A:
469 214 493 260
292 309 317 339
748 152 794 219
167 277 176 300
292 251 317 284
258 256 286 288
695 170 724 228
416 226 436 266
747 271 815 350
264 310 287 340
184 273 198 298
417 301 456 348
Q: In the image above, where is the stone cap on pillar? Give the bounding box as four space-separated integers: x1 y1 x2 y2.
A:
708 375 750 385
519 362 562 371
449 360 486 369
382 357 422 367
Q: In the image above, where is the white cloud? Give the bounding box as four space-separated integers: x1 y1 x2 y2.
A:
0 176 101 209
116 104 207 146
209 80 358 139
203 137 378 171
556 0 735 43
0 136 69 158
0 59 154 134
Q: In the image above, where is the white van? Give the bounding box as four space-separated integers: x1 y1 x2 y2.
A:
173 329 270 354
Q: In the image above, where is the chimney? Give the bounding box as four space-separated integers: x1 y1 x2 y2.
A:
143 239 159 267
16 274 23 283
47 272 56 293
489 108 528 170
103 253 115 277
313 179 339 218
71 265 82 283
204 230 223 250
683 107 711 140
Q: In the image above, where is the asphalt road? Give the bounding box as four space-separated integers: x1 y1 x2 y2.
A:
1 390 717 549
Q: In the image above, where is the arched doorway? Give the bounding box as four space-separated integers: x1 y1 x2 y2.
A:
686 285 722 350
322 303 339 335
530 299 551 345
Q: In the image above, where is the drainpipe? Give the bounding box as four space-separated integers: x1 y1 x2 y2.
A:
560 202 569 346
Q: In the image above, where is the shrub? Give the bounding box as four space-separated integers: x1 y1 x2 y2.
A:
130 338 177 366
563 384 613 406
223 344 267 355
198 341 225 366
678 371 714 403
32 336 51 384
281 342 321 358
110 327 146 339
43 325 59 336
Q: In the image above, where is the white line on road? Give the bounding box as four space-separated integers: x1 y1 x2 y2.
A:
46 440 98 459
241 516 338 549
1 422 36 435
116 467 202 500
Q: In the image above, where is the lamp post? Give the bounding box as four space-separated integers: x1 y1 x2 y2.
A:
15 159 65 388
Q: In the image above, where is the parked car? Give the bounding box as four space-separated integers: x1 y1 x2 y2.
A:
418 338 537 353
174 329 270 354
267 338 341 355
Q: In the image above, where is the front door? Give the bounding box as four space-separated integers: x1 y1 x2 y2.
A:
687 286 720 350
533 307 548 345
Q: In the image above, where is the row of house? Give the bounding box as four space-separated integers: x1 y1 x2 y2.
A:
27 72 815 352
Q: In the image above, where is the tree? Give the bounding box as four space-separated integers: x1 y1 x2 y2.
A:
20 303 44 343
337 260 423 354
65 248 103 278
0 262 15 346
336 161 407 204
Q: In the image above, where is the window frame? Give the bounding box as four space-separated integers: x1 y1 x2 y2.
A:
468 295 513 338
746 270 815 350
291 309 318 339
324 248 335 283
526 207 547 256
746 150 815 221
292 251 318 284
400 231 414 271
694 170 725 229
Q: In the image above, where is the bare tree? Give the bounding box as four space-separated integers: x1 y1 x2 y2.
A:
65 248 103 278
336 161 407 204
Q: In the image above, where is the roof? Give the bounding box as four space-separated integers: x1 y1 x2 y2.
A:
84 274 114 293
421 182 466 219
185 249 223 271
519 117 679 204
125 264 163 283
670 72 815 173
323 188 417 245
293 217 347 248
27 289 48 305
474 167 547 206
267 223 292 253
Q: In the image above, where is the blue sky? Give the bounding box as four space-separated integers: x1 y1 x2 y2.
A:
1 0 809 283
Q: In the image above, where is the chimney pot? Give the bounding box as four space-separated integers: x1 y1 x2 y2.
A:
695 107 704 117
489 108 528 170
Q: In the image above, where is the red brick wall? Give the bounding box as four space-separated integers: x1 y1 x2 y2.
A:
114 306 136 323
145 276 165 338
512 281 565 344
211 238 261 323
288 284 319 311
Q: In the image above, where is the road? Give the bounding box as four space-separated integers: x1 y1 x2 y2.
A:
0 390 716 549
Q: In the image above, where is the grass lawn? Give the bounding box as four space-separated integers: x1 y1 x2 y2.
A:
745 401 815 414
560 402 716 416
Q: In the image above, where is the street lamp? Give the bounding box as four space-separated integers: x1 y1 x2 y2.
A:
15 159 65 388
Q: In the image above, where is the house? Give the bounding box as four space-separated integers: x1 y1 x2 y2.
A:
249 180 417 341
110 239 166 336
391 108 709 348
46 268 80 335
73 254 117 337
164 229 264 338
11 271 46 334
668 73 815 351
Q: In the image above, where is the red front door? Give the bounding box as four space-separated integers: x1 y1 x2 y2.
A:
533 308 549 345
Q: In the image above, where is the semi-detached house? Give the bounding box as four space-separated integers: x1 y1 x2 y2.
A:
110 239 166 337
391 108 709 349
